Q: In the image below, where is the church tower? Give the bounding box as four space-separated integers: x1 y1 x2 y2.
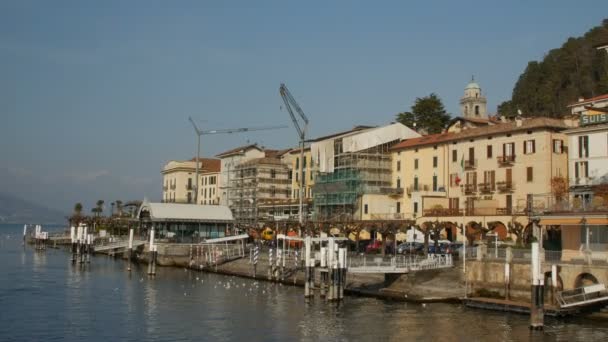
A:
460 77 487 119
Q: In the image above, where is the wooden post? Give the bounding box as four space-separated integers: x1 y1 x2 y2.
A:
338 247 346 300
304 237 311 298
148 228 156 276
127 228 134 271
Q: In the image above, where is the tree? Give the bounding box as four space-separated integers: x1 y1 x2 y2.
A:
396 93 451 134
498 19 608 117
95 200 104 217
73 203 83 216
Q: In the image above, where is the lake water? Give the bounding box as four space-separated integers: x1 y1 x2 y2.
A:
1 223 607 341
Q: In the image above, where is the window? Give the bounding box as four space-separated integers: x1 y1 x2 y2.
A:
303 157 307 168
310 169 313 180
187 192 192 203
414 202 419 214
468 147 475 162
432 175 438 191
475 105 480 115
296 158 299 169
204 188 207 198
397 161 401 171
527 167 533 182
396 202 401 214
414 159 419 169
449 173 459 187
364 204 368 214
487 145 493 159
271 169 276 178
433 156 438 168
484 170 496 190
524 140 536 154
576 161 589 179
288 170 293 180
449 198 459 210
187 178 192 190
296 173 299 182
503 142 515 157
553 139 564 154
414 176 419 191
466 172 477 187
452 150 457 162
271 186 276 198
579 136 589 158
396 178 401 189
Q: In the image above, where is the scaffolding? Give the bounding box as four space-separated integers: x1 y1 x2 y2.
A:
313 139 396 221
228 158 291 225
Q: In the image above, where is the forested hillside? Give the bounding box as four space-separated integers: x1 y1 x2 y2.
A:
498 19 608 117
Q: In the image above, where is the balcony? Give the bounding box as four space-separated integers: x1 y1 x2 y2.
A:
464 159 477 170
497 155 515 166
496 181 514 193
528 193 608 215
423 208 463 217
379 187 404 197
463 184 477 195
478 182 495 194
406 184 445 196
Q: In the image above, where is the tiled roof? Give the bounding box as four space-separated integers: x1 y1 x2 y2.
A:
264 148 292 158
391 117 569 150
215 144 262 157
190 158 221 172
237 157 287 167
568 93 608 107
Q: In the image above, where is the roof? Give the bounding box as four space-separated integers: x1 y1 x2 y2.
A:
309 125 375 142
465 81 480 90
190 158 221 172
215 144 262 158
138 201 234 222
568 93 608 107
391 117 569 151
449 116 497 126
265 148 292 158
236 157 288 168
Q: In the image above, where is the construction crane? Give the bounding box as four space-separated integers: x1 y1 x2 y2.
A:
188 117 287 205
279 83 310 225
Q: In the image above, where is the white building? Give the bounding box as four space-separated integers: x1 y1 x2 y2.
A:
216 144 265 206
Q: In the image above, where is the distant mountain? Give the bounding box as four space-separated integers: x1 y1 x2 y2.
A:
0 192 67 224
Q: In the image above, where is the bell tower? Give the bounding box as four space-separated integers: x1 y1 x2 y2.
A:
460 76 487 119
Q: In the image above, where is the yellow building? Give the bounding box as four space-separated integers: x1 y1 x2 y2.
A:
288 147 315 201
391 116 572 240
161 158 221 205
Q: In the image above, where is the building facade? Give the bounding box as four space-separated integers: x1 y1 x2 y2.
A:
161 158 220 204
216 144 266 206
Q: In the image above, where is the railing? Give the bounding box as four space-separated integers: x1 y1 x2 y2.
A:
463 184 477 194
497 155 515 166
464 159 477 169
529 193 608 215
478 183 495 193
556 284 608 308
496 181 514 192
346 254 453 273
407 184 430 194
379 187 404 196
423 208 463 217
369 213 410 220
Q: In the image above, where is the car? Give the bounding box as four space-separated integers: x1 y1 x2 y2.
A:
365 240 383 253
397 242 424 254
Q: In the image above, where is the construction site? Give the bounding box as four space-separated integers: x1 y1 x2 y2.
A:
227 157 291 225
312 123 420 222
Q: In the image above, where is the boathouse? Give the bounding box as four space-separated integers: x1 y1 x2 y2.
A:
137 200 235 243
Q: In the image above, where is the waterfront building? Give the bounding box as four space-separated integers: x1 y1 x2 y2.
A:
311 123 420 221
391 80 572 241
161 158 221 204
227 156 292 225
137 199 235 243
216 144 266 207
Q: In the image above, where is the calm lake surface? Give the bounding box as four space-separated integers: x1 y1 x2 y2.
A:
1 223 607 341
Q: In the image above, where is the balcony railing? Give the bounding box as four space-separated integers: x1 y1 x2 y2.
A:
478 182 495 193
497 155 515 166
406 184 445 195
369 213 410 220
422 207 513 217
463 184 477 195
529 194 608 215
423 208 463 217
464 159 477 169
496 181 514 192
379 187 404 196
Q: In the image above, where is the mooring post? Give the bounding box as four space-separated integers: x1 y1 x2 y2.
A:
304 236 311 298
276 246 282 281
148 227 156 276
320 247 327 298
70 226 76 263
127 227 134 272
504 262 510 300
268 247 274 281
253 244 259 278
327 239 334 301
76 225 82 261
338 247 346 300
22 224 27 246
81 225 88 263
551 264 558 305
530 242 544 330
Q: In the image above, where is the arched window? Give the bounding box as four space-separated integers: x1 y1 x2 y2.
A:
475 105 480 115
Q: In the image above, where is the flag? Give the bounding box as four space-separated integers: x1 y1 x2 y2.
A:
455 154 464 185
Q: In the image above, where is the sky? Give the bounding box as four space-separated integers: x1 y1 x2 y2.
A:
1 0 607 213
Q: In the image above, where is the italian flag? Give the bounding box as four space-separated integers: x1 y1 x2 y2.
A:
455 154 464 185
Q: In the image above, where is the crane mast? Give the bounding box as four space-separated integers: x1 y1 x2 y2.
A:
279 84 310 226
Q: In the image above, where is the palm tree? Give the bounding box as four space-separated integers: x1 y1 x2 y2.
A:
74 203 83 216
96 200 104 217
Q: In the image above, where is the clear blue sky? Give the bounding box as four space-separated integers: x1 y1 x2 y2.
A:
1 0 607 212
